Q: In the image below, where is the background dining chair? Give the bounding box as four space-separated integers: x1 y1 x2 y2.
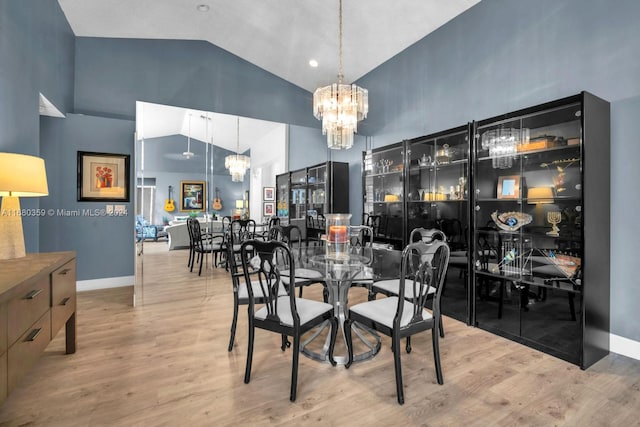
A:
344 240 450 404
348 225 375 299
371 228 449 338
258 216 280 240
187 218 223 276
270 224 325 299
241 239 337 402
223 218 257 270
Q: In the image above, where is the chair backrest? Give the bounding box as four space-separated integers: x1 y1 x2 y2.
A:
269 224 303 258
409 227 446 244
267 216 280 230
476 227 501 271
397 241 450 329
230 219 256 246
187 218 205 251
438 218 466 250
240 239 297 326
221 215 232 233
349 225 374 263
366 215 381 236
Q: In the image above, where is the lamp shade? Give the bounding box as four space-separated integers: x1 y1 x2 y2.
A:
235 199 245 209
0 153 49 196
527 186 554 204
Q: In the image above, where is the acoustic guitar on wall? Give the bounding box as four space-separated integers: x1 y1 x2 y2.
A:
213 187 222 210
164 185 175 212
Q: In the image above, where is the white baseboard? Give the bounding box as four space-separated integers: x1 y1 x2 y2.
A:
76 276 134 292
610 334 640 361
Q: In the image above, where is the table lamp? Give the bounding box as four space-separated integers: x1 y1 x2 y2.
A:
0 152 49 259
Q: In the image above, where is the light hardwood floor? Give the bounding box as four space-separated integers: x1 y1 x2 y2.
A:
1 242 639 426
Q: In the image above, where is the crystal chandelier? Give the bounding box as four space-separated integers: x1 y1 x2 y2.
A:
312 0 368 150
225 117 250 182
481 128 530 169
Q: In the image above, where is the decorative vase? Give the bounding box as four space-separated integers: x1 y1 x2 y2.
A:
325 213 351 260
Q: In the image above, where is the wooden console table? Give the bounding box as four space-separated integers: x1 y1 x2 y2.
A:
0 251 76 404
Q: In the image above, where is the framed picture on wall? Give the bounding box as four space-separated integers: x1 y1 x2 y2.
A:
263 186 275 201
180 181 206 212
263 202 275 217
497 175 521 199
77 151 130 202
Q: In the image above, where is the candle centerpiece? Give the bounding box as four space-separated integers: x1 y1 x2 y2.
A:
325 213 351 260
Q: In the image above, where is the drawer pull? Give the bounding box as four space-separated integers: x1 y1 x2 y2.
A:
58 268 71 276
25 289 43 299
26 328 42 342
61 297 71 306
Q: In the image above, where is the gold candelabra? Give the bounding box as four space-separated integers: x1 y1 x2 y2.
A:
546 211 561 237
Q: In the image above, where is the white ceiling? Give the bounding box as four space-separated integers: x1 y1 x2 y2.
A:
61 1 480 149
58 0 480 92
137 102 283 153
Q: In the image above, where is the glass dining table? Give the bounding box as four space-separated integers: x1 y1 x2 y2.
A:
279 245 403 364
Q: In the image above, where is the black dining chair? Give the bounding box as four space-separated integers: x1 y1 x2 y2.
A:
269 224 325 298
226 234 287 352
370 228 448 338
344 240 450 405
241 239 337 402
223 219 257 270
186 218 223 276
348 225 375 299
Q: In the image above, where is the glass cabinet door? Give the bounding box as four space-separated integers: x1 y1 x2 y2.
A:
407 126 470 322
307 164 327 217
276 172 290 221
473 101 584 361
363 143 405 248
289 169 307 221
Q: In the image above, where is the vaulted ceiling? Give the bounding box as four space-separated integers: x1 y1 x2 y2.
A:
58 0 480 147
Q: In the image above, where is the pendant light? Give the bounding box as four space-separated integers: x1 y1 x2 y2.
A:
225 117 250 182
183 113 195 159
312 0 368 150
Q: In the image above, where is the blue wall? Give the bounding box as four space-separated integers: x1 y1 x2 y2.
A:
354 0 640 342
39 114 135 280
141 135 248 221
0 0 75 252
74 37 318 128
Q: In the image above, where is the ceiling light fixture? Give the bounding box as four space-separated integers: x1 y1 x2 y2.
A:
196 4 210 12
183 113 195 159
309 59 318 68
225 117 250 182
312 0 368 150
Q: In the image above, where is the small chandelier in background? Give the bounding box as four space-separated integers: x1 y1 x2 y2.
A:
225 117 250 182
480 128 530 169
312 0 368 150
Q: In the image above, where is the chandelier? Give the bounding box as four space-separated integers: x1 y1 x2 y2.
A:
225 117 250 182
312 0 368 150
480 128 530 169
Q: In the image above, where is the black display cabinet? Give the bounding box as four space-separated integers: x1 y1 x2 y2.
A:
471 92 610 369
406 125 471 324
276 161 349 238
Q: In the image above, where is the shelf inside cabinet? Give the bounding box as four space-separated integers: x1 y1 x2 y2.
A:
367 169 403 178
476 144 580 162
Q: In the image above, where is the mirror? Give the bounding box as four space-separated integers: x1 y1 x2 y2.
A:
134 101 287 306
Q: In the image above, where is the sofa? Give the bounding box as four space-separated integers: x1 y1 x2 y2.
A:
165 219 224 250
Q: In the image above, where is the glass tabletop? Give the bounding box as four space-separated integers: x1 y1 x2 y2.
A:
281 245 403 282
